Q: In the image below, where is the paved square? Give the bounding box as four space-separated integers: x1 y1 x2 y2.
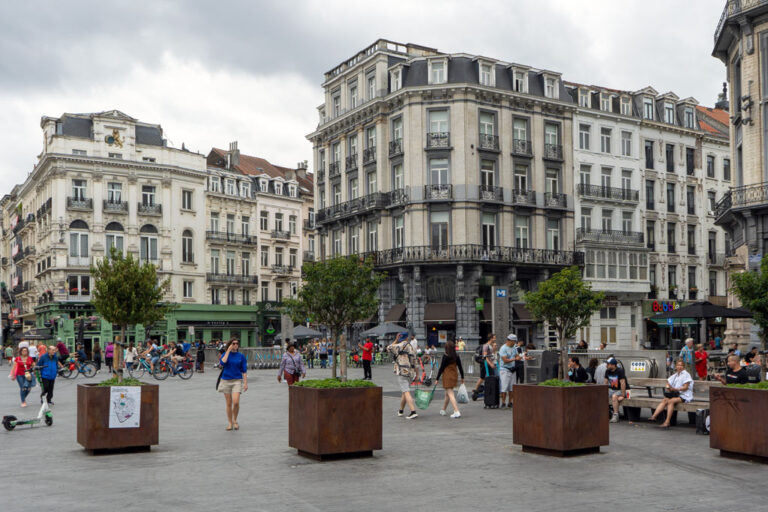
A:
1 363 765 511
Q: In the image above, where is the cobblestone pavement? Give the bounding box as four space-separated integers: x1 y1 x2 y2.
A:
1 363 765 512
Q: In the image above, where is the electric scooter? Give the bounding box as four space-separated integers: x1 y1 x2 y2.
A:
2 399 53 431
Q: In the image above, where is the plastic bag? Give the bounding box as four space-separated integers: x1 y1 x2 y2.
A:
414 386 436 410
456 383 469 404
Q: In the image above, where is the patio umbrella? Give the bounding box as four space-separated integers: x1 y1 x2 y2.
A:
273 325 323 339
360 322 406 338
650 301 753 320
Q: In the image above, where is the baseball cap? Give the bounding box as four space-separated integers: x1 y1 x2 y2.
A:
400 332 409 338
507 333 518 341
606 357 618 365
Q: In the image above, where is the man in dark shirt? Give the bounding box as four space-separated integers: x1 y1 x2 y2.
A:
568 356 589 383
713 354 749 385
604 357 628 423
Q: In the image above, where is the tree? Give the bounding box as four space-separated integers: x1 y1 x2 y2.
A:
730 255 768 350
283 255 384 380
524 266 604 379
90 248 174 381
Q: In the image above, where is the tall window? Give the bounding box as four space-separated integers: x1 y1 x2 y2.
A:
261 283 269 302
226 214 235 234
211 250 220 274
392 118 403 142
141 185 156 206
366 126 376 149
667 183 676 213
645 140 654 169
724 158 731 181
600 127 612 153
367 171 377 194
72 179 86 200
332 91 341 116
664 103 675 124
685 108 695 128
580 165 591 185
687 225 696 255
332 184 341 205
646 221 655 250
579 89 590 107
667 223 676 253
367 73 376 99
669 265 678 290
393 164 404 190
430 211 449 250
429 158 449 185
332 230 342 256
581 207 592 230
602 209 612 231
349 82 358 109
105 222 124 256
275 247 284 266
621 170 632 192
643 98 654 120
243 289 250 306
289 249 297 268
226 251 235 275
211 288 220 305
482 213 496 249
391 69 402 91
183 281 193 299
69 222 89 264
225 179 235 195
601 167 612 188
544 123 559 145
620 97 631 115
544 77 557 98
107 182 122 203
260 246 269 267
182 189 193 210
348 226 359 254
182 230 193 263
646 180 655 210
289 215 297 235
227 288 236 305
709 271 717 295
260 211 269 231
708 191 717 212
546 219 560 250
621 131 632 156
209 176 221 193
332 142 341 164
622 212 633 233
429 110 449 134
240 182 251 198
275 213 284 232
600 94 611 112
139 225 158 264
241 216 250 237
367 221 378 251
707 155 715 178
515 216 529 248
210 212 219 232
241 252 250 276
275 284 284 303
546 169 559 194
579 124 591 150
513 118 528 142
479 112 495 136
514 165 528 191
348 134 358 159
394 216 404 249
480 159 495 189
666 144 675 172
688 266 697 289
687 185 696 214
513 70 527 92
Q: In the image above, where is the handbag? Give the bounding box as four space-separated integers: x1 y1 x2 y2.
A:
24 371 32 381
663 389 680 399
414 384 438 410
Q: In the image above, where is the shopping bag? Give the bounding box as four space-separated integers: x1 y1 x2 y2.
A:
414 385 437 410
456 383 469 404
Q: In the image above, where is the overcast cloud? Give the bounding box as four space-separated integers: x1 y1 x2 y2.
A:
0 0 727 187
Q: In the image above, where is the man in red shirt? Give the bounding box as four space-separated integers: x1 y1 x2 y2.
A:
358 337 374 380
694 344 708 380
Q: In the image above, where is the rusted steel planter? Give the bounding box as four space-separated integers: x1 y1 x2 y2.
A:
77 383 159 453
512 384 609 457
288 385 382 460
710 387 768 463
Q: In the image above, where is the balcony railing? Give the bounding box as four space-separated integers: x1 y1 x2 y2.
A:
303 251 315 262
345 154 358 171
389 139 403 157
271 264 294 275
715 1 768 44
478 133 499 151
512 139 532 157
361 245 584 268
316 193 388 224
271 230 292 240
67 197 93 211
479 185 503 201
206 231 258 245
138 202 162 215
426 132 450 149
103 200 128 213
543 143 563 161
363 146 376 165
577 184 639 202
12 218 24 234
543 192 568 208
206 273 258 285
329 161 341 178
425 184 453 200
576 229 644 245
511 189 536 206
388 188 408 207
716 182 768 220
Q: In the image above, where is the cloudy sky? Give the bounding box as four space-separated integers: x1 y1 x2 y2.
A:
0 0 727 187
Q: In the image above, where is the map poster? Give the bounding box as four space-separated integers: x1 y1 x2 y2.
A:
109 387 141 428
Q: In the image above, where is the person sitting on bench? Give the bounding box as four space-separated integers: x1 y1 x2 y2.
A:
649 358 693 428
605 358 628 423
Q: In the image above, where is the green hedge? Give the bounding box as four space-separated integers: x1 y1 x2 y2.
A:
97 377 148 387
294 378 377 389
729 381 768 390
538 379 586 387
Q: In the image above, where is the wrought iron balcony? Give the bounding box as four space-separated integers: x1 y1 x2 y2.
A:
479 185 503 201
387 188 408 207
715 182 768 222
426 132 450 149
12 250 23 263
363 147 376 165
206 231 258 245
67 197 93 211
362 244 584 268
543 143 563 161
12 218 24 234
345 154 358 171
138 202 162 215
424 184 452 200
103 200 128 213
478 133 499 151
206 273 258 285
303 251 315 262
543 192 568 208
511 189 536 206
271 264 294 275
316 192 388 224
329 161 341 178
389 139 403 157
512 139 532 157
577 184 639 202
576 228 644 245
271 230 292 240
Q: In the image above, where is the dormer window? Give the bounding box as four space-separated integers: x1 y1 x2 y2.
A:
274 182 283 195
479 62 494 87
600 94 611 112
664 103 675 124
579 88 590 107
209 176 221 193
620 96 631 115
391 68 402 92
288 184 297 198
429 59 447 85
259 178 268 193
684 107 695 129
544 77 558 99
225 179 236 195
512 70 527 93
643 98 654 120
240 182 251 198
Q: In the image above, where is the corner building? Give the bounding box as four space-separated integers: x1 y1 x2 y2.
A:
307 40 581 346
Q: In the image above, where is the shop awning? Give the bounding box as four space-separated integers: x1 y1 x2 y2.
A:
384 304 406 322
650 317 699 326
513 303 533 322
424 303 456 322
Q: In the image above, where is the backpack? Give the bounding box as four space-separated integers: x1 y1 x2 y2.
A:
474 345 484 363
745 365 762 383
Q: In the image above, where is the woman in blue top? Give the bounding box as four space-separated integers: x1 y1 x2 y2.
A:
218 339 248 431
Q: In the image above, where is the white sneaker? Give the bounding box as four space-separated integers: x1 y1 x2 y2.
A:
439 409 447 416
450 411 461 419
610 413 619 423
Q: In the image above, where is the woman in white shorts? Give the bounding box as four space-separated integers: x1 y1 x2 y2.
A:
218 339 248 431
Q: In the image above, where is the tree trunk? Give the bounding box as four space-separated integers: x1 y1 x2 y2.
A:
331 332 338 379
339 329 348 382
114 325 126 383
558 330 568 381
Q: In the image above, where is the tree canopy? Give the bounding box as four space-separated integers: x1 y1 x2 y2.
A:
730 255 768 347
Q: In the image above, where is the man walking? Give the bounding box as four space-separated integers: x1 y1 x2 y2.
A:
387 333 419 419
358 337 374 380
38 345 62 405
498 334 518 408
472 333 496 401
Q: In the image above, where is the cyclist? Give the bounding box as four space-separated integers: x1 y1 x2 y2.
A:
140 340 160 373
75 344 88 365
166 341 185 368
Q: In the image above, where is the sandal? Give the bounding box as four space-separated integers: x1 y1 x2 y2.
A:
647 417 657 423
233 423 239 430
226 424 233 431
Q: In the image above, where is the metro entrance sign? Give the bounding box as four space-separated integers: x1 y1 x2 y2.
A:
492 286 509 338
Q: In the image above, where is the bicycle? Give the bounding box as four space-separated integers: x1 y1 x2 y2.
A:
127 357 164 380
58 357 97 379
154 356 193 380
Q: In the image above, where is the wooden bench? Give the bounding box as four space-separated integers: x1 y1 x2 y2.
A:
610 378 721 425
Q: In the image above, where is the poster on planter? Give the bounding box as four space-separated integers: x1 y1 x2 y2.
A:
109 387 141 428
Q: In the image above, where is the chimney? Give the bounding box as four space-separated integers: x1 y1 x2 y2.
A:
296 160 308 179
715 82 729 112
228 141 240 168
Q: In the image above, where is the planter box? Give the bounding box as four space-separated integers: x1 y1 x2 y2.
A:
710 386 768 463
289 385 382 460
512 384 609 457
77 383 159 453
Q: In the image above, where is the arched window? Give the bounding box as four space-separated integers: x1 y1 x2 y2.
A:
69 220 89 265
140 225 158 263
140 224 158 234
105 222 124 255
182 229 193 263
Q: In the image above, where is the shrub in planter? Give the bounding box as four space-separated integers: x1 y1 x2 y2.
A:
512 380 609 457
289 379 381 460
710 384 768 463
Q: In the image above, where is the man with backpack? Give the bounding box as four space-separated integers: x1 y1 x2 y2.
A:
472 333 497 401
387 333 419 419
